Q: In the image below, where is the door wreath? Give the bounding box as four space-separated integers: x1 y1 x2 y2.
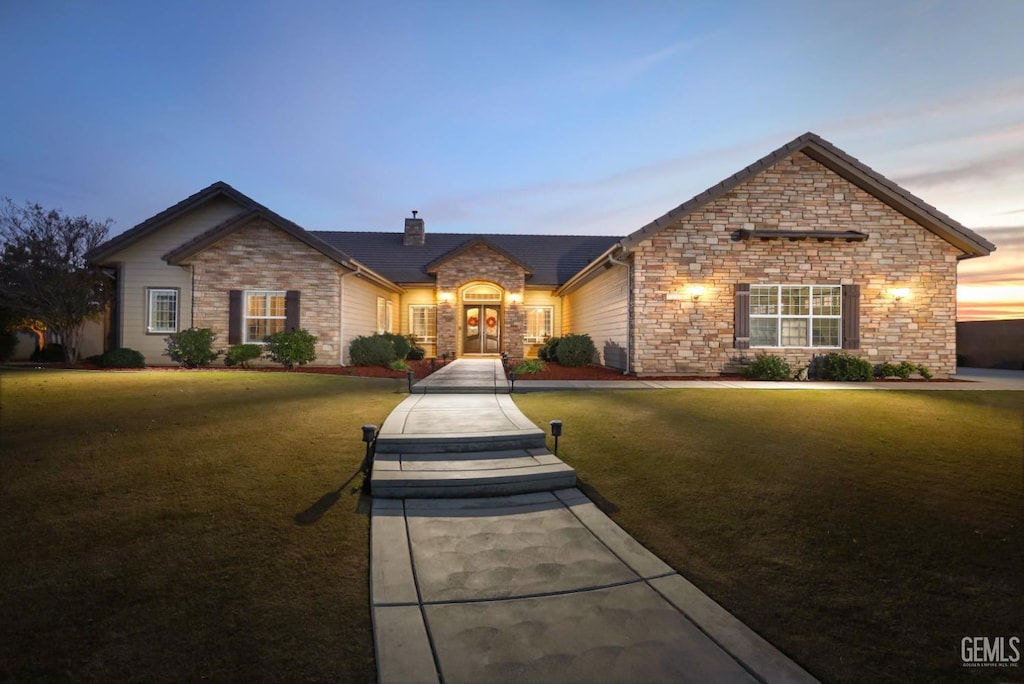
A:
467 316 478 326
486 316 497 328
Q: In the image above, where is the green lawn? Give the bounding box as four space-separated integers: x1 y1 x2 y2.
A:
0 369 405 683
514 389 1024 684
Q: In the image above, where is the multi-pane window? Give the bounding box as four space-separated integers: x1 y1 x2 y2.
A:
750 285 841 348
377 297 393 333
409 305 436 342
147 288 178 333
524 306 553 344
245 290 286 343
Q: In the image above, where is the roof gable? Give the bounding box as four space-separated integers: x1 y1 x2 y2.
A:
162 207 357 267
86 181 259 264
424 238 534 276
618 132 995 259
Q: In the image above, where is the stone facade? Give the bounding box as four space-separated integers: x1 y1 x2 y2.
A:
184 219 345 364
433 243 527 359
629 152 961 377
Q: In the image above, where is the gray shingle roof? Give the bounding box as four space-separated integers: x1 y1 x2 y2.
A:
311 231 622 286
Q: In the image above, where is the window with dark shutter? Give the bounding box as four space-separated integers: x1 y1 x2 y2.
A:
285 291 300 330
734 284 750 349
228 290 242 345
841 284 860 349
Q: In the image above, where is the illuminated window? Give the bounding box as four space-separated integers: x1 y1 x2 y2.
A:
409 305 436 342
524 306 553 344
147 288 178 333
377 297 393 333
245 290 286 343
750 285 841 348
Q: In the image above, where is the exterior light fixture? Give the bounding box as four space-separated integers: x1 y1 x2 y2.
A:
507 292 522 305
891 287 910 301
549 419 563 455
361 424 378 477
665 292 685 301
689 285 706 301
438 291 454 304
509 370 516 393
406 369 415 393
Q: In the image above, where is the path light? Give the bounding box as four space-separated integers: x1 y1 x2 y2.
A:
549 419 563 455
509 371 516 393
361 424 377 475
407 369 415 393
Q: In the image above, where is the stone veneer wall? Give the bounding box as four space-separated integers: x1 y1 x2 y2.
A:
630 152 962 377
185 220 345 364
434 243 527 358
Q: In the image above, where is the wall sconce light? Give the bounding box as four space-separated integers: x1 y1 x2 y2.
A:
438 291 454 304
890 287 910 301
507 292 522 305
688 285 706 301
666 292 685 301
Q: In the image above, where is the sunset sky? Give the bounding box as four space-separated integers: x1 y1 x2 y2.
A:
1 1 1021 320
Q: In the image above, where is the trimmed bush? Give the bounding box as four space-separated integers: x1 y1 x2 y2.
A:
917 364 933 380
101 347 145 368
512 359 545 375
225 344 262 368
874 362 898 379
165 328 220 368
537 337 561 362
822 352 873 382
349 334 398 367
742 353 793 381
388 359 410 371
894 360 916 380
265 329 317 368
31 343 67 363
554 334 597 367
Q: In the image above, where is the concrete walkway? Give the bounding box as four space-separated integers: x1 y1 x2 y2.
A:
412 357 510 393
370 358 818 683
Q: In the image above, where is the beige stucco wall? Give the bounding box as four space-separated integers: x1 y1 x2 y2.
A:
629 152 962 377
185 218 356 365
522 288 561 359
399 287 438 357
112 197 248 363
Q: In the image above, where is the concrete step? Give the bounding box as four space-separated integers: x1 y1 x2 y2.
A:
371 447 576 498
375 429 546 454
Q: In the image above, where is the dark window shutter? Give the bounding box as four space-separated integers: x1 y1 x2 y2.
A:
734 283 750 349
285 290 301 330
842 284 861 349
229 290 242 344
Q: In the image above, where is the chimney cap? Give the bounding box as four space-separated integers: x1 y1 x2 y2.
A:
411 210 418 218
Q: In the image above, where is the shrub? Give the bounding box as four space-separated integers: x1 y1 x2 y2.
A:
537 337 561 362
265 328 318 368
381 333 411 361
165 328 220 368
349 334 398 367
101 347 145 368
405 335 426 360
513 359 545 375
874 362 898 379
741 353 793 381
894 360 917 380
822 352 873 382
917 364 933 380
225 344 262 368
31 343 66 363
554 334 597 367
389 359 410 371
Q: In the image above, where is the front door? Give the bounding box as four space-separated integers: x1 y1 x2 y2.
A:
463 306 501 354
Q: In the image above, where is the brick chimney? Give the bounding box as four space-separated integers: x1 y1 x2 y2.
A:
404 211 424 246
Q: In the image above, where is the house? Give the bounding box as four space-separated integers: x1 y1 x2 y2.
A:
87 132 994 377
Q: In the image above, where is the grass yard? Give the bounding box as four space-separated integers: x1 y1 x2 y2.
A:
515 390 1023 684
0 369 406 683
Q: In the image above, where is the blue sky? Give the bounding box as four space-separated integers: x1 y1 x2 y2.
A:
1 1 1022 317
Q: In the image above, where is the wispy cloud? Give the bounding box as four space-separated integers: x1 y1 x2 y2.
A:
894 149 1024 188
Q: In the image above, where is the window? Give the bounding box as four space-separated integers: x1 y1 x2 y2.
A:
524 306 553 344
377 297 393 333
409 305 436 342
750 285 841 348
245 290 286 343
147 288 178 333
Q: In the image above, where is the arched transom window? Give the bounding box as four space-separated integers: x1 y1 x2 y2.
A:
462 284 503 302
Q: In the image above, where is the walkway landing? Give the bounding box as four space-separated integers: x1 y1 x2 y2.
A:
412 358 509 393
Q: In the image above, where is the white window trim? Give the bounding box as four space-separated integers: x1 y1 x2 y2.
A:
750 284 841 349
409 304 436 342
524 305 554 344
244 290 287 344
377 297 394 334
146 288 178 334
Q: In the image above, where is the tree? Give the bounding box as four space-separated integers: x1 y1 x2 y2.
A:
0 199 111 362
